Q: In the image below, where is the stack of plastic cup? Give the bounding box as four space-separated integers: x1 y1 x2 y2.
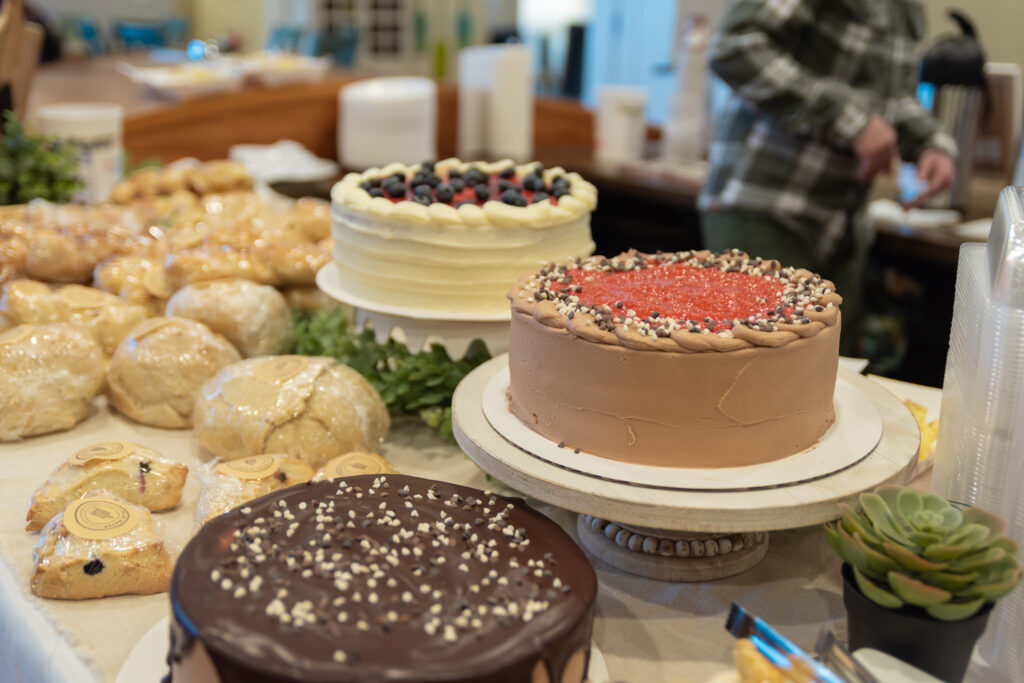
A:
933 187 1024 682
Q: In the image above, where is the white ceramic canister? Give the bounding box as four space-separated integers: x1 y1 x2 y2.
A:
35 102 124 203
595 85 647 162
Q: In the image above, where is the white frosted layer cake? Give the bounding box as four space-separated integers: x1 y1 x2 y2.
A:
330 158 596 315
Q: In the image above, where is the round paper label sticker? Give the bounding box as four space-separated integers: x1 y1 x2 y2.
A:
131 317 174 340
0 325 33 346
253 356 308 384
60 285 110 309
63 497 139 539
69 441 136 466
319 452 392 479
216 454 282 480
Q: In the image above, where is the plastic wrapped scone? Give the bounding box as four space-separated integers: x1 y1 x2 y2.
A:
193 356 390 468
165 278 294 357
31 491 173 599
194 454 315 526
107 317 242 428
26 441 189 531
109 159 253 203
313 451 397 481
93 253 172 315
0 323 105 441
0 279 148 355
285 197 331 242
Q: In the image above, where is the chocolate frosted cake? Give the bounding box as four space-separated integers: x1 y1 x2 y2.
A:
508 249 843 468
167 475 597 682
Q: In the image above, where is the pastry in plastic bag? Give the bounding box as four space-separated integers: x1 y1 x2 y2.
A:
281 285 342 313
31 491 173 599
0 323 105 441
107 317 241 428
0 279 149 355
285 197 331 241
165 278 294 357
10 201 144 284
93 253 172 315
313 451 397 481
193 355 389 468
26 441 188 531
194 454 315 525
110 160 252 203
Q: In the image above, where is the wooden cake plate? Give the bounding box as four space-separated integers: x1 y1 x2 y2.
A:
316 263 511 358
452 356 920 582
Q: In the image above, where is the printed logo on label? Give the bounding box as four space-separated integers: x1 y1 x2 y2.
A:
0 325 33 345
59 285 110 309
216 454 282 480
70 441 136 466
320 452 391 479
64 497 139 539
252 356 308 384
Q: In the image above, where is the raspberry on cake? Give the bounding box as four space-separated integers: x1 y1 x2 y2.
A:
507 249 843 468
167 475 597 683
330 158 597 315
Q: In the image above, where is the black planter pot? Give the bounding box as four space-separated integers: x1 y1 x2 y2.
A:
841 564 993 682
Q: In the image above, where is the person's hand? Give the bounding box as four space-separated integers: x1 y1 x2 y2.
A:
902 148 955 209
853 114 898 183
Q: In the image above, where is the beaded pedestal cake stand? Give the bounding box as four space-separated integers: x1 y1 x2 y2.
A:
316 262 512 357
452 355 920 582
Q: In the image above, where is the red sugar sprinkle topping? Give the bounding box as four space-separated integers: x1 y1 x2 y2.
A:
525 250 835 336
560 262 785 322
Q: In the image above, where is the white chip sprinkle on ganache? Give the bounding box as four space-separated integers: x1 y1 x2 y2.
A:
207 479 576 657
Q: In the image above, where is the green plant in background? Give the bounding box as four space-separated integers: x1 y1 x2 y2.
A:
292 308 490 443
825 486 1022 620
0 111 81 205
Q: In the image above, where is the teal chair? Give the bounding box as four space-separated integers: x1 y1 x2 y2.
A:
297 28 323 56
113 21 166 49
265 25 301 52
162 17 188 47
328 25 358 66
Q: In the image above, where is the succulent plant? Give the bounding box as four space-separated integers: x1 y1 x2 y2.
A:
825 486 1022 621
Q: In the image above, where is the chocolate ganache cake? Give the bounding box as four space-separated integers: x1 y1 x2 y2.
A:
167 475 597 683
508 249 842 468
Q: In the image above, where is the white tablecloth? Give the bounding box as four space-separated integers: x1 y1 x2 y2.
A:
0 377 941 683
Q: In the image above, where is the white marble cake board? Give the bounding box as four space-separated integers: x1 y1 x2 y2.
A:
316 262 511 358
482 366 882 491
453 356 920 582
116 616 611 683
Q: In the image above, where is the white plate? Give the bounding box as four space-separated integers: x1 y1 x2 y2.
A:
115 616 169 683
117 615 610 682
316 262 511 322
482 366 883 491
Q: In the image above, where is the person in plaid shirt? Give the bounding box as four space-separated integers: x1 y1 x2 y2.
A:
699 0 956 352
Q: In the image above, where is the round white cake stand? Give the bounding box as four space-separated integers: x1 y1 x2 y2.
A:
316 262 511 358
452 356 920 582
